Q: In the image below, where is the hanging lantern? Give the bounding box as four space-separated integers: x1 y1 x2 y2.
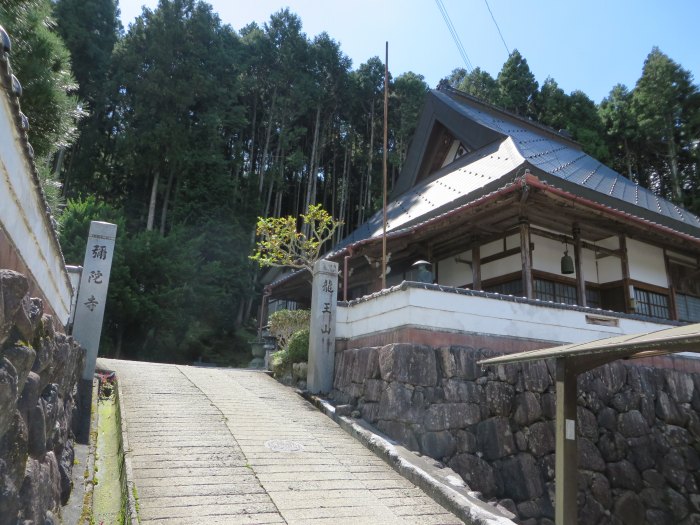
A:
412 260 433 283
561 241 575 275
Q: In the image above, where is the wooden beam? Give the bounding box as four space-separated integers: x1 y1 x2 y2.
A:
520 218 533 299
472 245 481 290
528 225 622 259
481 246 521 265
573 225 586 307
555 357 578 525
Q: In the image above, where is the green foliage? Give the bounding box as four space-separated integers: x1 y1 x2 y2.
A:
455 67 499 104
60 197 253 364
53 0 121 200
271 328 309 376
632 47 699 201
250 204 343 273
497 50 538 117
0 0 83 212
267 309 310 351
48 2 700 367
287 328 310 363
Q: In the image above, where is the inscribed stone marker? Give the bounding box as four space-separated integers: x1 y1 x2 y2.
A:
307 259 338 394
72 221 117 380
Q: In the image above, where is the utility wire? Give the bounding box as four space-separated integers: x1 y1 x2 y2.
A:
483 0 511 56
434 0 473 73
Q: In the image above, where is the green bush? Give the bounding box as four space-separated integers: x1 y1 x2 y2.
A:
268 309 310 350
287 329 309 364
271 328 310 377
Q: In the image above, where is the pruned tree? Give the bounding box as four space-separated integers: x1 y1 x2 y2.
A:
250 204 343 274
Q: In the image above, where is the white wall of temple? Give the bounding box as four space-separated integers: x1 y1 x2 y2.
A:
0 91 72 323
336 285 673 345
436 250 472 287
595 236 623 284
434 231 672 292
627 238 668 288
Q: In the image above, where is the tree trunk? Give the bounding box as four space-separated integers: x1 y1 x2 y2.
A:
337 142 349 244
248 95 258 178
159 170 175 235
304 106 322 216
623 137 633 180
259 89 277 197
265 141 282 218
146 171 159 231
365 101 376 222
666 119 682 202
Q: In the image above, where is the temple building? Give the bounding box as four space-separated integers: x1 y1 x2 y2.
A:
268 85 700 330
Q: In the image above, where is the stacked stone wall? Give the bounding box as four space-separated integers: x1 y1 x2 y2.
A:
333 343 700 524
0 270 85 525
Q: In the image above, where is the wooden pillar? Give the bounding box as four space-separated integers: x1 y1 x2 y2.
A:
619 235 633 313
472 244 481 290
572 225 586 307
663 249 678 320
555 358 578 525
519 218 533 299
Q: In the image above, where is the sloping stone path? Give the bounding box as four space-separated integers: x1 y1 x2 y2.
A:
99 359 463 524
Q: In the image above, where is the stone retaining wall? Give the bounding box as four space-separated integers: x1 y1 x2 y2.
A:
332 343 700 524
0 270 85 525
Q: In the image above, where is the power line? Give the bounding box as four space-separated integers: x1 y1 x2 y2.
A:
483 0 511 56
434 0 473 73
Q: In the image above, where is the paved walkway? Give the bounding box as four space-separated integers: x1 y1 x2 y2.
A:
99 359 464 525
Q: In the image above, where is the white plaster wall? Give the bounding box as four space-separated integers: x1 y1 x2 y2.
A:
482 254 521 281
0 92 72 323
628 238 668 288
336 285 671 345
596 236 623 284
437 250 472 287
531 234 598 283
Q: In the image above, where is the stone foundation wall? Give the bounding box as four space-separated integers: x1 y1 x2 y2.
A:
332 343 700 525
0 270 85 525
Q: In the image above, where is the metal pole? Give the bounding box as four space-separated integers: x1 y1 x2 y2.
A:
381 41 389 289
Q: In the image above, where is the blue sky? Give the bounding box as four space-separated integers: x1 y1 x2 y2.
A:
119 1 700 103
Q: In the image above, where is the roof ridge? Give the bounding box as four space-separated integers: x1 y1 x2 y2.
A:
436 85 581 148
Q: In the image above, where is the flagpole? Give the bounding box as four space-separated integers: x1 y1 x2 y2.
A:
382 41 389 289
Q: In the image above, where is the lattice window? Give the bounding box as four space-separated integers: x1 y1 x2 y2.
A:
634 288 670 319
485 279 523 296
676 293 700 322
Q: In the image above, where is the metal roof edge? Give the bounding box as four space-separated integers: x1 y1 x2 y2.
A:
435 86 582 150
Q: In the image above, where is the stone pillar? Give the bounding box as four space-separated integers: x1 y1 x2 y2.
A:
555 358 578 525
307 259 338 394
72 221 117 380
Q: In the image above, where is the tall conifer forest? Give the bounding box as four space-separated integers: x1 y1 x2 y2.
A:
2 0 698 364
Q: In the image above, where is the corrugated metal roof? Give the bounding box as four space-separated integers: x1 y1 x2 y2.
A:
478 322 700 367
337 88 700 250
337 138 523 247
436 89 700 231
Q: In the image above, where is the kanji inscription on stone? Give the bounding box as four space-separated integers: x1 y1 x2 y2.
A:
72 221 117 380
308 259 338 394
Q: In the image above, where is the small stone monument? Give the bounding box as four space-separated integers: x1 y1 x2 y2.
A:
71 221 117 380
307 259 338 394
